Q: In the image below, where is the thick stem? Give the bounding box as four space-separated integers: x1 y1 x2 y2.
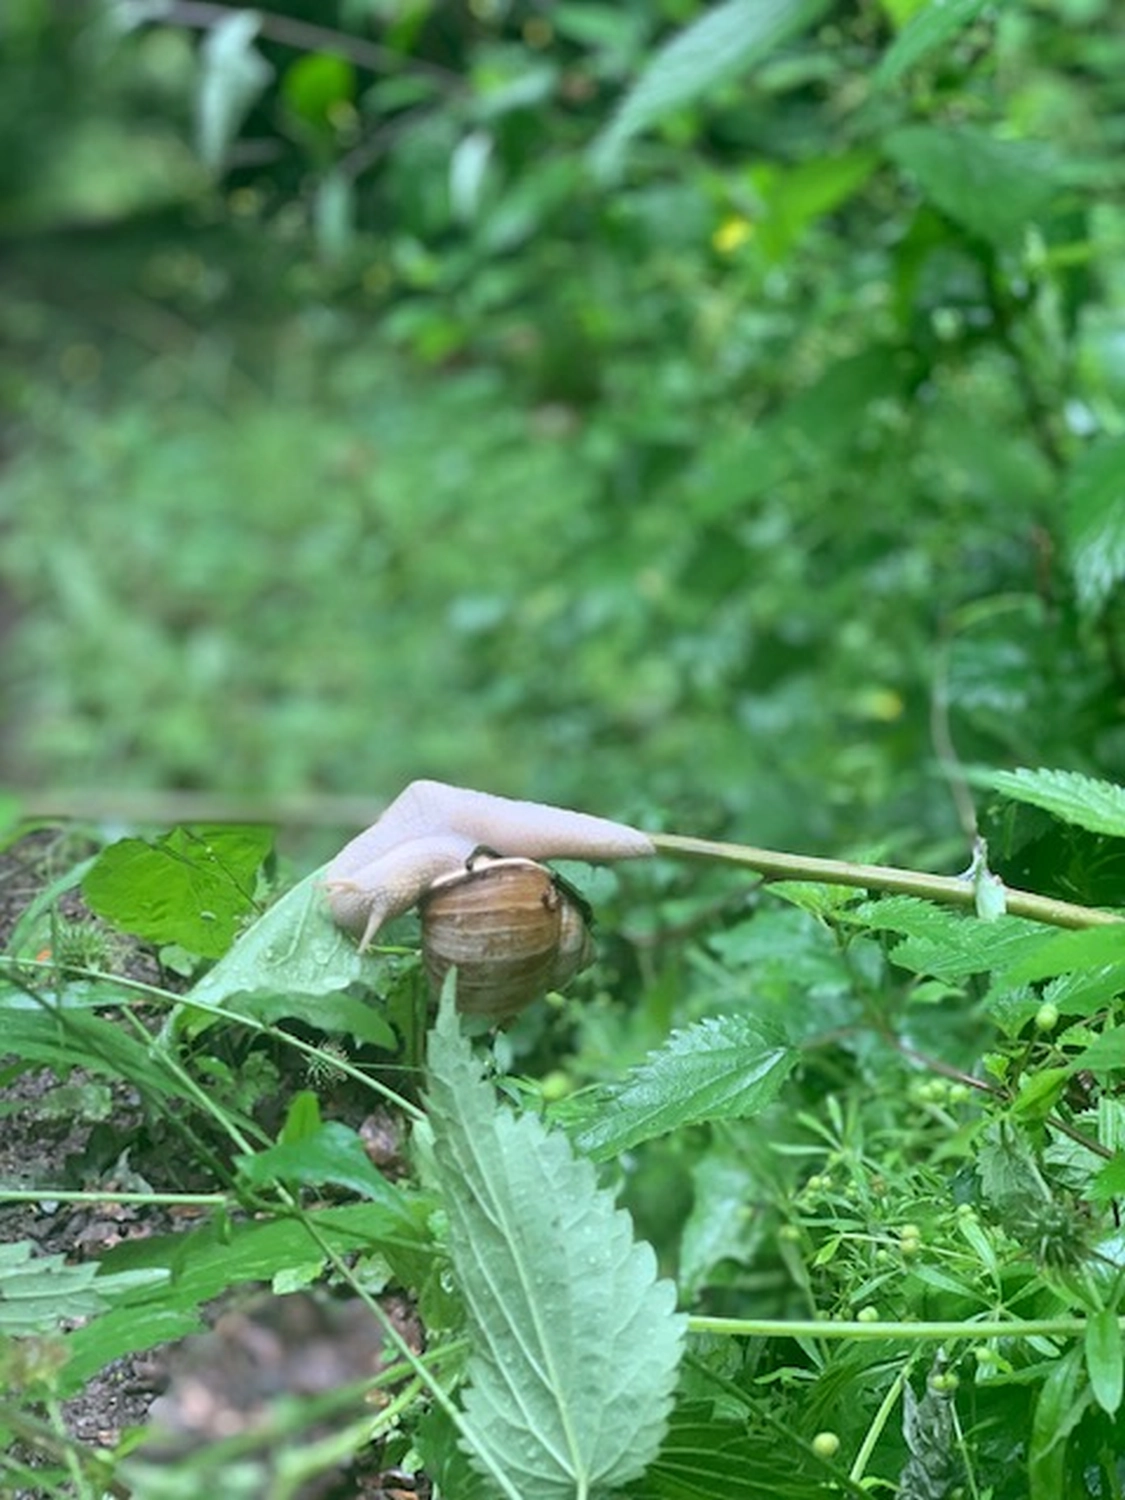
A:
651 832 1122 931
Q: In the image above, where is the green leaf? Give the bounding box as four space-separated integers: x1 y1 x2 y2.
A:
0 1009 186 1102
425 993 686 1499
1029 1348 1090 1500
195 7 274 172
1066 437 1125 616
235 1121 411 1214
0 1241 166 1336
569 1015 795 1162
1085 1307 1123 1416
1090 1153 1125 1206
975 766 1125 838
183 867 394 1027
630 1401 828 1497
590 0 829 178
885 125 1060 248
1074 1026 1125 1077
62 1203 428 1391
849 897 1046 984
1003 926 1125 986
84 825 272 959
282 52 355 130
875 0 989 88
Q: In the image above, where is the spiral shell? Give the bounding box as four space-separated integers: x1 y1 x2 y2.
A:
420 855 594 1022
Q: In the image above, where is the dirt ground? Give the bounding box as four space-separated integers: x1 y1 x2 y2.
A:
0 829 430 1500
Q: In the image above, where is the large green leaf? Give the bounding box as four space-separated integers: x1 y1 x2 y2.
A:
976 766 1125 840
886 124 1060 247
591 0 829 178
425 994 686 1500
1066 437 1125 616
184 867 393 1022
84 825 273 959
568 1015 795 1162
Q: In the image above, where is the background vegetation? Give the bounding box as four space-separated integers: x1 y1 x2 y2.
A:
1 0 1125 1496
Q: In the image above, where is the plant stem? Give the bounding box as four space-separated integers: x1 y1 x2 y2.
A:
688 1314 1104 1340
652 832 1122 930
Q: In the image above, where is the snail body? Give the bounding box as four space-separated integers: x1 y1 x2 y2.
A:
420 855 594 1022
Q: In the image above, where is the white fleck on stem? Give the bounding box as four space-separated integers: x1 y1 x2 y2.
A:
324 780 655 950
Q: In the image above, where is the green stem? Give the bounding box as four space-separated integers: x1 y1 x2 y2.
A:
688 1314 1101 1340
0 1188 227 1206
653 832 1122 930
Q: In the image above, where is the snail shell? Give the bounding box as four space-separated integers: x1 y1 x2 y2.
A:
420 855 594 1022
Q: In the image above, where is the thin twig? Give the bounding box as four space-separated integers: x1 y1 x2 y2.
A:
651 832 1123 931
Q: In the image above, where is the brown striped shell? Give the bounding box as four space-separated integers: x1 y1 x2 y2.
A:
419 855 594 1022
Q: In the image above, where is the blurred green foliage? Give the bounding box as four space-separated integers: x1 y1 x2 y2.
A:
1 0 1123 863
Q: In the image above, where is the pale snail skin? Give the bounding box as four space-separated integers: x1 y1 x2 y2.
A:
324 779 655 953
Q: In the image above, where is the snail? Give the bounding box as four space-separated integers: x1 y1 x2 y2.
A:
324 780 654 1019
420 854 594 1021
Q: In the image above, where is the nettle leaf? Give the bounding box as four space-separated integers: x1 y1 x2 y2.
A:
84 825 272 959
425 994 686 1500
975 767 1125 840
1066 436 1125 616
591 0 829 178
625 1401 829 1497
849 897 1046 984
875 0 990 88
184 866 394 1024
0 1241 165 1336
885 124 1060 248
570 1015 795 1162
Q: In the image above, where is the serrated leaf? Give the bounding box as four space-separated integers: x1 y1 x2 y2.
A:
976 767 1125 839
1085 1307 1123 1416
571 1015 795 1162
184 867 393 1027
1066 437 1125 615
850 897 1046 984
626 1401 827 1497
425 993 686 1499
195 7 273 172
591 0 829 178
84 825 272 959
875 0 989 87
885 124 1060 248
0 1241 166 1335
